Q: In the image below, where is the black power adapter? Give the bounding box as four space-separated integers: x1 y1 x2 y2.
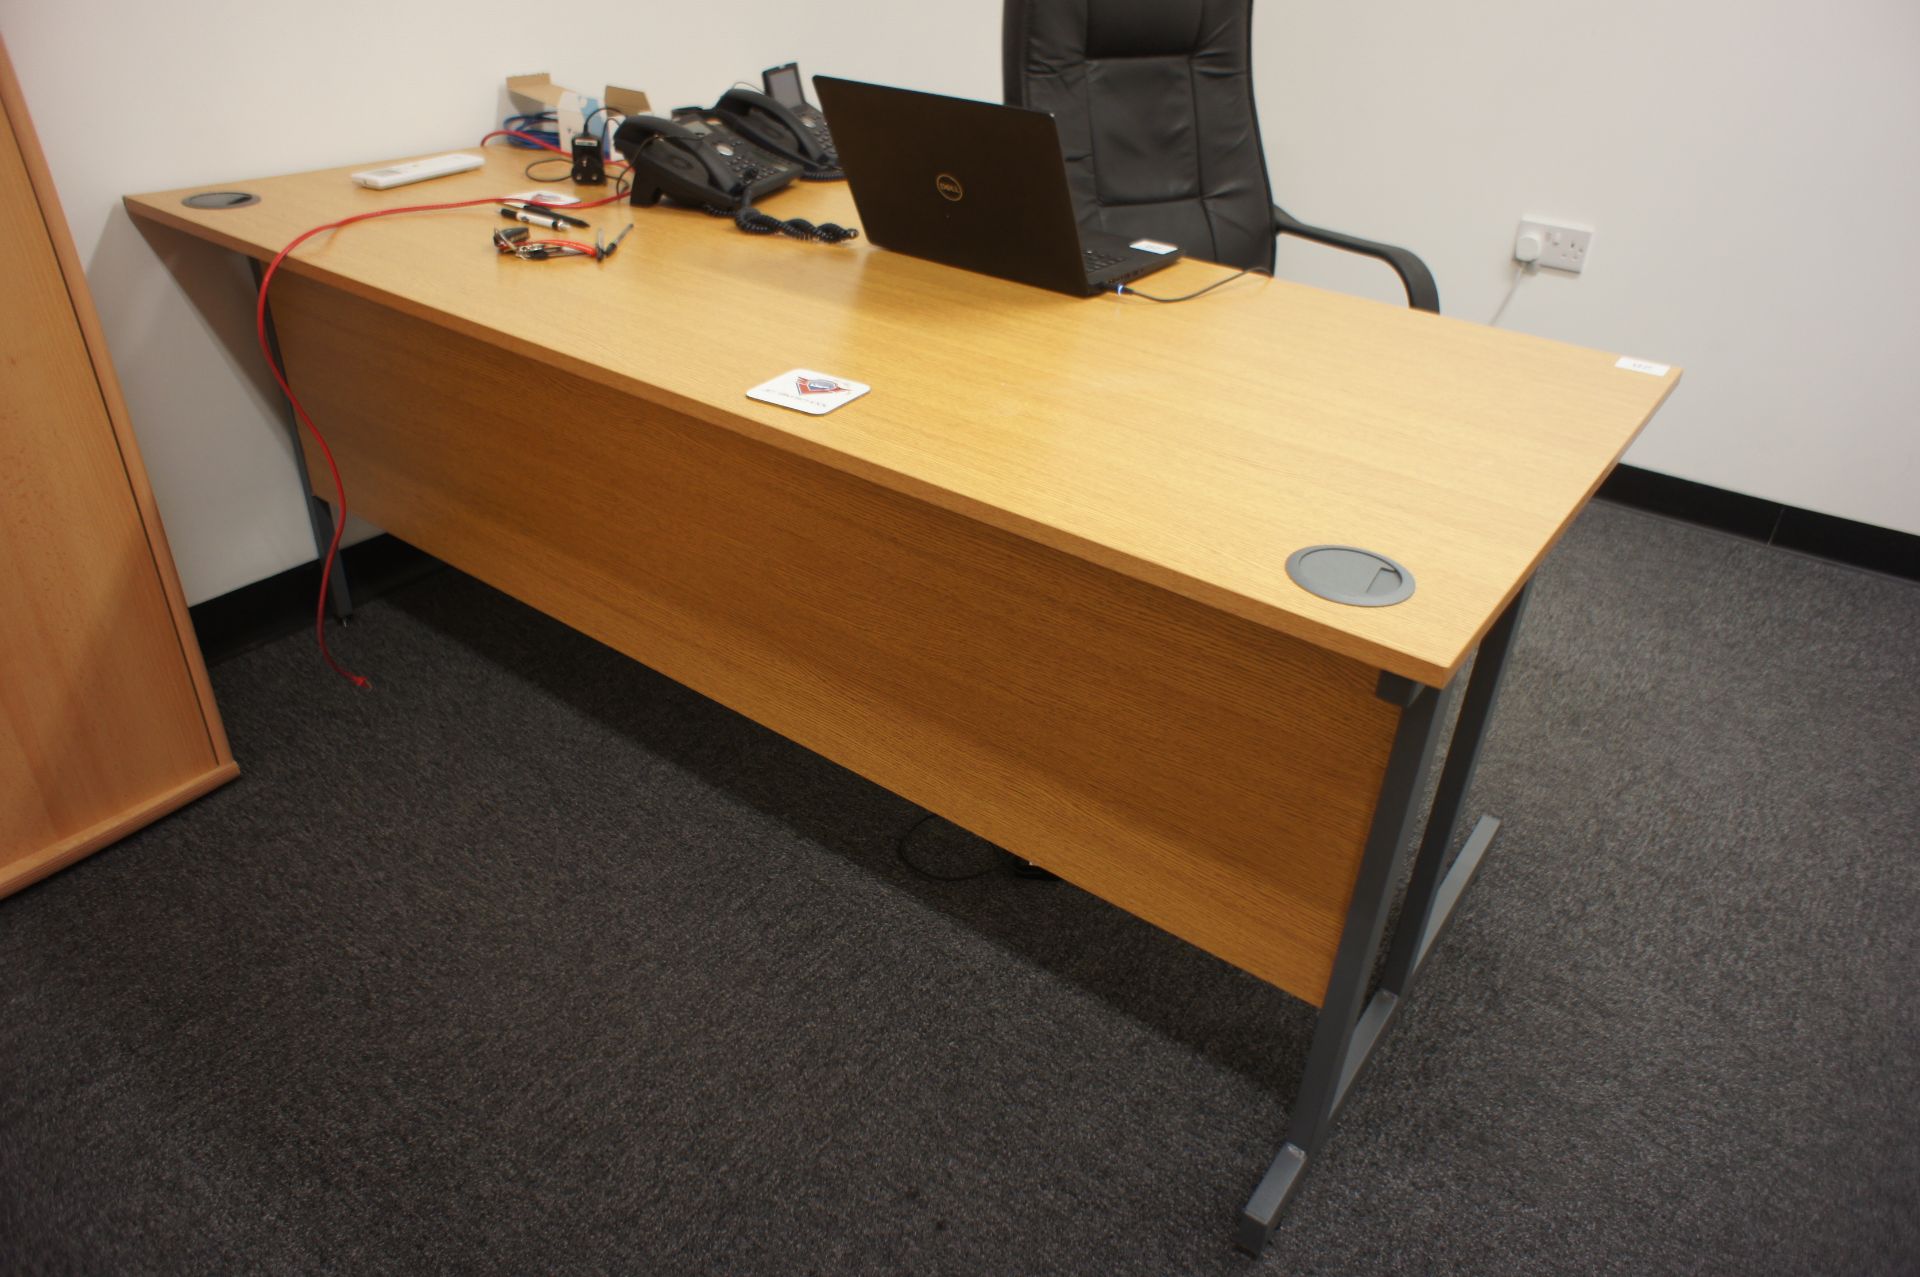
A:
570 135 607 185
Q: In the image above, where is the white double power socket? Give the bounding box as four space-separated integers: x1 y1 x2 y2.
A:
1514 219 1593 273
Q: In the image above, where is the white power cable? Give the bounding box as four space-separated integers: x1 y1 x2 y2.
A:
1488 261 1533 327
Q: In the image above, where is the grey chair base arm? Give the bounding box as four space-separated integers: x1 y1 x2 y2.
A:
1272 204 1440 314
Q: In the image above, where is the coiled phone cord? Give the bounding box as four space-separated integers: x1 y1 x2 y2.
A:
696 195 859 244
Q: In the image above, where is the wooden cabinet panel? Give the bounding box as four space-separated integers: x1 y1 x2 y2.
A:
0 39 235 894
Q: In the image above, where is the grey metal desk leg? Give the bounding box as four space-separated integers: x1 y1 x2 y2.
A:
249 259 352 620
1236 587 1531 1254
1379 585 1530 998
1236 673 1447 1252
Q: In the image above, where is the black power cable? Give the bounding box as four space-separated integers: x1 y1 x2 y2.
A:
1119 267 1270 303
894 812 999 882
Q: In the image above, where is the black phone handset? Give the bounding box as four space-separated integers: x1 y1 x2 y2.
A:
612 114 857 244
613 114 800 210
712 84 840 178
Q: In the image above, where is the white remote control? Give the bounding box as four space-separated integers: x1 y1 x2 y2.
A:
350 153 485 190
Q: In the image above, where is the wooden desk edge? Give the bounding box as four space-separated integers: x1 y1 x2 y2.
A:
122 192 1681 687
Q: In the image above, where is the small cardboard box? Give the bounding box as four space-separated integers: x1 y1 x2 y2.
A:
505 73 652 150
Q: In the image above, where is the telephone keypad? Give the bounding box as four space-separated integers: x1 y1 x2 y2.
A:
796 110 835 156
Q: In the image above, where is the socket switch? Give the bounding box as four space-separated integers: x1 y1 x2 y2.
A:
1516 219 1593 273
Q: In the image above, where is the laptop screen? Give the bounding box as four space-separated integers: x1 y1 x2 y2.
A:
814 77 1114 295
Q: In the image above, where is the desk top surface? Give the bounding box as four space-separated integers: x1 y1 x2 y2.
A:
128 148 1679 685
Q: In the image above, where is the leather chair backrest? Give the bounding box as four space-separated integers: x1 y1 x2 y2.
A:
1004 0 1277 271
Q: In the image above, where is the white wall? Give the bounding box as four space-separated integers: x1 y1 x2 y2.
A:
1261 0 1920 540
2 0 1912 606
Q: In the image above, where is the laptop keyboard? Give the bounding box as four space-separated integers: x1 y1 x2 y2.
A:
1083 248 1125 273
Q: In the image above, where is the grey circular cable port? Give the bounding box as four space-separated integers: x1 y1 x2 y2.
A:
181 191 260 210
1285 545 1415 607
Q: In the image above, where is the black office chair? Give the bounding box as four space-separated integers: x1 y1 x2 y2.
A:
1004 0 1439 312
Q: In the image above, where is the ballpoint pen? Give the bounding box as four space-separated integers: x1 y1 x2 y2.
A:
501 204 591 231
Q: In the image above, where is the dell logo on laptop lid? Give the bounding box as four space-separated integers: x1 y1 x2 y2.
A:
935 173 964 201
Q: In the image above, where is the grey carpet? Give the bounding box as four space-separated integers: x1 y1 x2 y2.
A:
3 501 1916 1275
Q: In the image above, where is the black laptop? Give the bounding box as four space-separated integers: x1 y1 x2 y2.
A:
813 77 1181 297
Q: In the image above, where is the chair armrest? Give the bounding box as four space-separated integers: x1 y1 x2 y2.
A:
1272 204 1440 314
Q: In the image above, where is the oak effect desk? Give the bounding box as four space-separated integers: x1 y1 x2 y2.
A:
128 150 1678 1251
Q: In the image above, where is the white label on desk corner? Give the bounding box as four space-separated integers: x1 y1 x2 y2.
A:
1615 356 1671 376
747 369 871 416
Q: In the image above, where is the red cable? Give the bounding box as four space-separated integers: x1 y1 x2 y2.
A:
254 193 504 688
256 135 636 687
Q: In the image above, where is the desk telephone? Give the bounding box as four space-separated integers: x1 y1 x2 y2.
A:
614 64 841 213
741 63 840 173
615 112 801 210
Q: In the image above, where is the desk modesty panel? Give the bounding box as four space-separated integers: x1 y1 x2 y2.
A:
126 151 1679 690
241 271 1400 1004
